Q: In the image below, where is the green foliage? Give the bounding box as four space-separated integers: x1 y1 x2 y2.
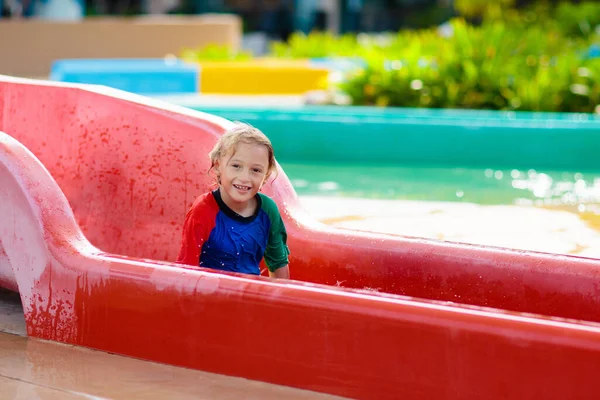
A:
270 32 360 59
338 19 599 112
454 0 515 21
177 2 600 112
455 0 600 39
555 1 600 38
180 45 253 62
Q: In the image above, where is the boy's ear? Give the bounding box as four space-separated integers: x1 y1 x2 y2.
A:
259 172 271 190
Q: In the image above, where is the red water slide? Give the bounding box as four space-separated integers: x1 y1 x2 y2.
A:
1 76 600 399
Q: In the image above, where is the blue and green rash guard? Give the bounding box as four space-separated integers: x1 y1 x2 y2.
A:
176 189 290 275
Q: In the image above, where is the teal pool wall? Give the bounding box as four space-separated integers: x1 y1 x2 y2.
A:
177 103 600 171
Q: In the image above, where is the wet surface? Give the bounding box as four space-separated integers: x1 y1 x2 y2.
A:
284 162 600 258
0 332 346 400
301 196 600 258
0 289 344 400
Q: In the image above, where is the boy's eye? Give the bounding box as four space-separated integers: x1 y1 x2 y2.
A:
252 168 263 173
231 164 241 169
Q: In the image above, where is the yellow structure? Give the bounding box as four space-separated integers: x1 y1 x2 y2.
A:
197 60 330 95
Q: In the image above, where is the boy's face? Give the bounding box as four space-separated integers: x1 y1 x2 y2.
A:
216 142 269 209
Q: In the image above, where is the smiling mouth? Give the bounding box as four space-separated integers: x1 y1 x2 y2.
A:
233 184 251 191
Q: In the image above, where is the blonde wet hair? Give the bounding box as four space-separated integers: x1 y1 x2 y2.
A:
209 122 277 185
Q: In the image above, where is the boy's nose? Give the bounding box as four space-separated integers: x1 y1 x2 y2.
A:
239 169 251 181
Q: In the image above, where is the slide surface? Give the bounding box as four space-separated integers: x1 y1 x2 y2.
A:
1 76 600 399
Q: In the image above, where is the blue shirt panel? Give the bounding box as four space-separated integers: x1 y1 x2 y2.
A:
200 209 272 275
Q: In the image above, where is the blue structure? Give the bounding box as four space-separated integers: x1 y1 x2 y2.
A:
1 0 84 19
50 59 199 95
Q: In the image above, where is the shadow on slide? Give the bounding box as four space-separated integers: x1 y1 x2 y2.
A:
1 76 600 399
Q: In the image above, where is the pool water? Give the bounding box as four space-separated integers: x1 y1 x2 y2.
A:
281 162 600 257
281 162 600 210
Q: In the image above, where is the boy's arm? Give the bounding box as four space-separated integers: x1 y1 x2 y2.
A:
260 194 290 278
269 264 290 279
176 219 202 266
176 208 207 266
176 194 218 266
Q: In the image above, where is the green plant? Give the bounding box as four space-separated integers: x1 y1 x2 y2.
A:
338 18 599 113
176 2 599 113
454 0 515 21
555 1 600 38
180 45 253 62
270 31 360 59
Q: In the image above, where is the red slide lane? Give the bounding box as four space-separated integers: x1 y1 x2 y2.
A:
1 76 600 399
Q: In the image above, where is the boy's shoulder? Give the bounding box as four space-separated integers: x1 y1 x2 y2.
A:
258 193 282 216
188 191 219 218
192 191 214 205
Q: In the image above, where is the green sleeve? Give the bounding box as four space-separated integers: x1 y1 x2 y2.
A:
259 194 290 271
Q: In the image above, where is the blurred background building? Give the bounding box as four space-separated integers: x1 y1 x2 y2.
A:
1 0 455 35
